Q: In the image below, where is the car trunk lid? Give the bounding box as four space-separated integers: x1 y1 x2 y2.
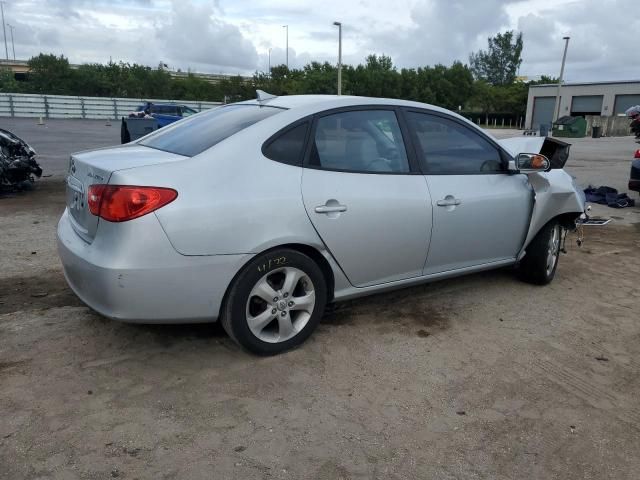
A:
65 145 186 242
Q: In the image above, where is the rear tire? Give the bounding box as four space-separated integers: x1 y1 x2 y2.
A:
518 220 562 285
221 249 327 355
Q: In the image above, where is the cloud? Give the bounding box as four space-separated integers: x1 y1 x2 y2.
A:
155 0 258 72
515 0 639 81
1 0 636 81
366 0 522 68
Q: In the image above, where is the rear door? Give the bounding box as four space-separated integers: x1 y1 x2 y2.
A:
301 107 432 287
403 110 532 275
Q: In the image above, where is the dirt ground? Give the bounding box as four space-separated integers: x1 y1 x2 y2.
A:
1 120 640 479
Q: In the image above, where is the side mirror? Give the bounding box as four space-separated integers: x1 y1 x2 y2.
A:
509 153 551 173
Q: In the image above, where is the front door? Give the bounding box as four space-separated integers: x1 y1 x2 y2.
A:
404 110 533 275
301 108 432 287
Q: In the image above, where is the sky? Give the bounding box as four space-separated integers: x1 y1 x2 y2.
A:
0 0 637 82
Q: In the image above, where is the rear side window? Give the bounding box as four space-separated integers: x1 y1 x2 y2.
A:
140 104 284 157
262 123 309 166
309 110 410 173
406 112 503 174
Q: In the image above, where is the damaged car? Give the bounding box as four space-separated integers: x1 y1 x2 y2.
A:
0 128 41 190
57 93 586 355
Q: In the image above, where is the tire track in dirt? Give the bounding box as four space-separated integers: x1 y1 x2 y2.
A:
532 357 640 431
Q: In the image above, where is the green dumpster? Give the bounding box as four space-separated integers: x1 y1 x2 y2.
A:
552 116 587 138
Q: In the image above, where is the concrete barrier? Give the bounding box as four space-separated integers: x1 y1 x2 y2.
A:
0 93 221 119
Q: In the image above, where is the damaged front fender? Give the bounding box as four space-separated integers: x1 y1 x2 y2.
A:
519 169 586 258
497 135 585 255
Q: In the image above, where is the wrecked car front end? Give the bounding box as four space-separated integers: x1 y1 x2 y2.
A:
497 136 586 254
0 128 42 191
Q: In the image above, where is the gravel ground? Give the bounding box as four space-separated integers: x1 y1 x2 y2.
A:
1 119 639 479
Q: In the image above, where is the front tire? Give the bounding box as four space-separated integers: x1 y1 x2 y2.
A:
221 249 327 355
518 220 562 285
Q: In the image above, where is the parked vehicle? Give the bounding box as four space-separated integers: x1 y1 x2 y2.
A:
629 149 640 195
58 93 586 355
120 102 199 143
0 128 41 190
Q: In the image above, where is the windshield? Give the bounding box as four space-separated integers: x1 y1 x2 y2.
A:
140 104 284 157
182 106 198 117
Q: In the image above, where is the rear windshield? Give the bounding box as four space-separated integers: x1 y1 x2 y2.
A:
139 104 284 157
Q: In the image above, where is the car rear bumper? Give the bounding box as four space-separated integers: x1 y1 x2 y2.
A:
57 209 252 323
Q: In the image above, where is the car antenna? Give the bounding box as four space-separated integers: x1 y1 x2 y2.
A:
256 90 277 103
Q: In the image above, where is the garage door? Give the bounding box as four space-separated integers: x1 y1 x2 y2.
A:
571 95 603 115
532 97 556 129
614 94 640 115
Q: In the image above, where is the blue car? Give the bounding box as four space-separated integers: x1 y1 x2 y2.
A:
121 102 199 143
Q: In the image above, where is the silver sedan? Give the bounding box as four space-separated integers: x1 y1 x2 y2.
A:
57 93 585 354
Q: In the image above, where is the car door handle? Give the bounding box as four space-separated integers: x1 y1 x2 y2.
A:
315 204 347 214
436 197 462 207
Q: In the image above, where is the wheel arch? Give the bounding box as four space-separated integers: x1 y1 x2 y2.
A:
555 211 583 230
520 210 582 259
218 242 336 321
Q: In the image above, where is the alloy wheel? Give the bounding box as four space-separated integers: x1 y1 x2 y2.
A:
546 224 561 276
245 267 316 343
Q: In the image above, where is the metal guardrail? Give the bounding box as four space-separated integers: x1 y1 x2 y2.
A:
0 93 222 119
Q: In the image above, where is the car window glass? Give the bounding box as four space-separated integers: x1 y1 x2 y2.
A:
407 112 503 174
182 107 197 117
263 123 309 166
310 110 410 173
140 104 283 157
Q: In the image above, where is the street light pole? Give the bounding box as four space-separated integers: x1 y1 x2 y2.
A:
7 23 15 60
553 36 570 123
0 2 8 61
282 25 288 69
333 21 342 95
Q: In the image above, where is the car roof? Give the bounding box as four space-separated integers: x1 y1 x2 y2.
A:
236 94 466 120
140 102 184 107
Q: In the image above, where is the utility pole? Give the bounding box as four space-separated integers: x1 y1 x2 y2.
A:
553 36 570 123
282 25 288 69
333 21 342 95
7 23 14 60
268 47 272 75
0 2 8 61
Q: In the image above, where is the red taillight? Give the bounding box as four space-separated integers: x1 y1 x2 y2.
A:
87 185 177 222
635 149 640 159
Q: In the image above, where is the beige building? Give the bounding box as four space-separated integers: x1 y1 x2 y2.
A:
525 80 640 129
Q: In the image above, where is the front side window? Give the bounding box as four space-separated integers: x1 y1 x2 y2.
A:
182 106 198 117
406 112 504 174
310 110 410 173
140 104 283 157
151 105 178 115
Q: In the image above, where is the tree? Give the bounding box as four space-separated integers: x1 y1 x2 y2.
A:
12 42 533 118
469 31 523 86
470 80 497 125
0 68 20 92
348 54 401 98
27 54 73 94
